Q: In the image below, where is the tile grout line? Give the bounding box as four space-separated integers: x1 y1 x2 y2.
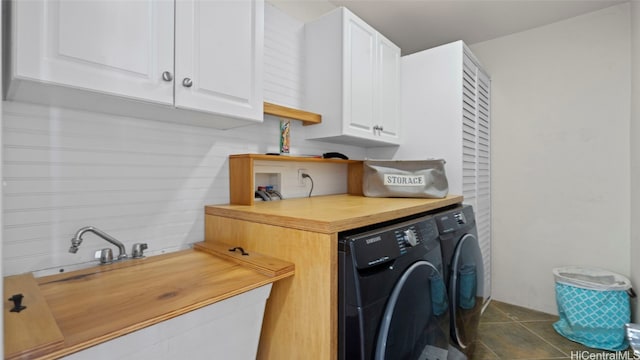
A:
483 300 569 360
518 321 569 357
478 301 511 359
479 301 570 360
477 339 502 359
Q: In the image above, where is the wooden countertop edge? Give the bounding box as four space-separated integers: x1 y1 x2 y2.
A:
7 342 63 360
229 153 361 164
6 247 294 360
205 206 335 233
205 195 464 233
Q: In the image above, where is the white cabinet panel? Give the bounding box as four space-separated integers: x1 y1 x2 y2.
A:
13 0 174 105
9 0 264 128
304 7 401 147
344 16 376 135
175 0 263 121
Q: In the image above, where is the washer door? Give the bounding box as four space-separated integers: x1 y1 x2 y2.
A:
450 233 484 351
375 261 450 360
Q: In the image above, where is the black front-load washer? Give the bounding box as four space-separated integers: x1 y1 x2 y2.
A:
434 205 486 360
339 214 450 360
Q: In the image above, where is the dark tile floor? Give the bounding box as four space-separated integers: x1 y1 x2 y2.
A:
473 300 635 360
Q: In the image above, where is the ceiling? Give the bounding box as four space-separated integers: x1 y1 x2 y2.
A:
271 0 627 55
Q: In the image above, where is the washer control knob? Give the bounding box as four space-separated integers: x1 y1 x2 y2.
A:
403 229 418 247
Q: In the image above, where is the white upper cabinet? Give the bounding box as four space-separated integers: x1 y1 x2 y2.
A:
304 7 401 147
376 35 401 141
343 15 376 138
11 0 174 105
7 0 264 128
175 0 263 120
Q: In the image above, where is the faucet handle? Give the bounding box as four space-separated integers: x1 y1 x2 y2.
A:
94 248 114 264
132 243 148 259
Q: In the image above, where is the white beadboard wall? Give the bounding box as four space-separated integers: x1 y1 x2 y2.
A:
2 5 365 276
264 3 304 108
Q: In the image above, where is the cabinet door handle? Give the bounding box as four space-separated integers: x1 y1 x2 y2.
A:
162 71 173 82
182 78 193 88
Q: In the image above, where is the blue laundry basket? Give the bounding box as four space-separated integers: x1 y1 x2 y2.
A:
553 266 633 351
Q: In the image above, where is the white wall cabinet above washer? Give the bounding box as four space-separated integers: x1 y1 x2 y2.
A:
303 7 400 147
6 0 264 129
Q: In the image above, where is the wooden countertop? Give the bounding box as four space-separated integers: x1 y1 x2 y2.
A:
206 194 463 233
4 242 294 360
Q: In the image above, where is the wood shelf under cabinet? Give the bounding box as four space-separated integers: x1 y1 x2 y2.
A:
263 102 321 125
229 154 363 205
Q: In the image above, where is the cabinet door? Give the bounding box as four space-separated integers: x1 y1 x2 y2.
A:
376 35 401 143
175 0 264 122
343 12 377 138
13 0 174 105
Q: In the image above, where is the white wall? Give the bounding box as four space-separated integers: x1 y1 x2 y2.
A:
264 3 305 108
1 4 365 276
471 3 631 314
631 0 640 322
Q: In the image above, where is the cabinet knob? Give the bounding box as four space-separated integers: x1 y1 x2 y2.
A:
182 78 193 88
162 71 173 82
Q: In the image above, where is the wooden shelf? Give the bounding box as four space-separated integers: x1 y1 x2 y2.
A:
263 102 321 125
229 154 363 205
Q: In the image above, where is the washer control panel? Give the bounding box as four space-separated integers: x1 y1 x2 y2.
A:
346 215 439 269
435 205 476 234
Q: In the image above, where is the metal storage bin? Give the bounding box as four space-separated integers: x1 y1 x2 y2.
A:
362 160 449 199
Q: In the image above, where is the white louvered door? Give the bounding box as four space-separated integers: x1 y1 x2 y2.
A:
462 56 478 211
462 52 492 302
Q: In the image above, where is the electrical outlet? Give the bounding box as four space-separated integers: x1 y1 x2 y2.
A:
297 169 308 186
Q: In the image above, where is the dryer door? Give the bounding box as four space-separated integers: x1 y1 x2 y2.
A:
375 261 449 360
450 233 485 352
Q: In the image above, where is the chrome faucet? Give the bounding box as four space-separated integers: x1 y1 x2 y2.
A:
69 226 128 260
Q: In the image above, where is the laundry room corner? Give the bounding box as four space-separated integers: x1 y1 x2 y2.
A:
471 3 632 315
